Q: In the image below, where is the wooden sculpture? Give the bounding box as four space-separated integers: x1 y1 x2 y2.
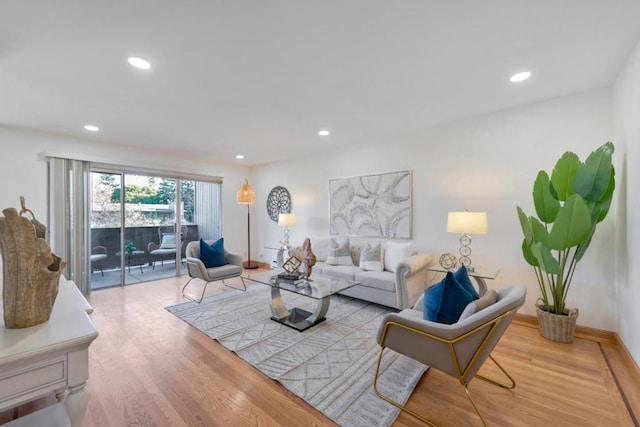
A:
300 238 317 278
0 197 65 328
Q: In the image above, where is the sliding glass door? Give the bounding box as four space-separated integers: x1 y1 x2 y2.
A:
89 170 221 290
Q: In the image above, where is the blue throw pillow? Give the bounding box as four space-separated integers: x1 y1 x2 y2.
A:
424 272 476 324
454 265 480 299
200 238 226 268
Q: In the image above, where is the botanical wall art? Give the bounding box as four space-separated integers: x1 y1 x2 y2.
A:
266 186 292 222
329 170 412 238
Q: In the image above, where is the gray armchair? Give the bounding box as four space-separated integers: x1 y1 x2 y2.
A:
182 240 246 303
374 284 527 426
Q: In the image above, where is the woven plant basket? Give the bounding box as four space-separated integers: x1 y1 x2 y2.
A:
535 299 579 343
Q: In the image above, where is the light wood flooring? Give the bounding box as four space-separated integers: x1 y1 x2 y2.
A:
2 273 639 426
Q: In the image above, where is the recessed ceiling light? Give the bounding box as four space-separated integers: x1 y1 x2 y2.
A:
128 57 151 70
318 130 330 136
510 71 531 82
84 125 99 132
235 154 245 160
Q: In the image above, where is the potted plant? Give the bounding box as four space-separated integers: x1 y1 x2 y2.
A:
517 142 615 343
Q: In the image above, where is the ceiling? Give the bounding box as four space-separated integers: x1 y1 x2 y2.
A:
2 1 640 166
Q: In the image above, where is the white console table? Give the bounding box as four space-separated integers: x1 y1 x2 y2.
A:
0 277 99 426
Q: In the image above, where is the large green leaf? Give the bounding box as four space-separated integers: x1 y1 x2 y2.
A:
521 239 538 266
531 217 550 247
593 167 615 223
533 171 560 223
550 152 581 201
548 194 592 250
573 142 614 203
532 242 560 274
517 206 533 245
574 221 596 262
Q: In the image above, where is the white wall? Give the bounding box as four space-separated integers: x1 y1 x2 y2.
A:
252 88 616 331
613 39 640 364
0 125 251 265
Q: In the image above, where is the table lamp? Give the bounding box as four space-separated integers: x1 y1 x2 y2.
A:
447 211 488 271
278 213 296 250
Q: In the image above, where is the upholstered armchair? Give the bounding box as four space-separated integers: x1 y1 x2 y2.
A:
182 240 246 303
374 284 527 426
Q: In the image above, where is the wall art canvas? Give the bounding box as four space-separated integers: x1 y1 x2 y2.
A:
329 170 412 238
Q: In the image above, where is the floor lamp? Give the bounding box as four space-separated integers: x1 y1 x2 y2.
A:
237 179 259 269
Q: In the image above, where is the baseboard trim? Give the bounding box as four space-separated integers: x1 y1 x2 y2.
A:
514 313 617 342
514 313 640 424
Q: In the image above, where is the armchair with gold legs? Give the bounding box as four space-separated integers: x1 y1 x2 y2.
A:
374 284 526 426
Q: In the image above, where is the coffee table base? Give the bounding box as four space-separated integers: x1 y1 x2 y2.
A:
270 286 330 332
271 308 326 332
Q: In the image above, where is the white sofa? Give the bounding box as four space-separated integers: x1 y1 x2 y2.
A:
295 237 432 310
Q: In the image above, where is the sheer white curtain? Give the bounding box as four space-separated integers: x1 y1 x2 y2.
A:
194 181 222 241
48 157 91 293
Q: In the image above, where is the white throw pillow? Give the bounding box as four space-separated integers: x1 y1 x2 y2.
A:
383 241 413 273
326 238 353 266
310 237 331 262
359 243 384 272
160 233 177 249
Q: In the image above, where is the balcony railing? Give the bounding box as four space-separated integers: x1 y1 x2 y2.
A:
90 225 199 270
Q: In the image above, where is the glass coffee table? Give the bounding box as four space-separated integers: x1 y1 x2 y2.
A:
242 270 359 332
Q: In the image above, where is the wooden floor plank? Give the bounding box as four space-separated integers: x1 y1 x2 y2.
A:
1 273 637 426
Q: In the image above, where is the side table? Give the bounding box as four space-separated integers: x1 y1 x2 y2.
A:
428 266 500 296
116 250 145 273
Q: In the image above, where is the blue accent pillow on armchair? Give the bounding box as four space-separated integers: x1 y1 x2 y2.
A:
200 238 226 268
454 265 480 299
424 271 477 324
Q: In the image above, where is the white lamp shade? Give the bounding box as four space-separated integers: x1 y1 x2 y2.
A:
278 213 296 227
447 211 488 234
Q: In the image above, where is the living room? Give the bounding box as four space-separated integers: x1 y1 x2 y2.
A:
1 2 639 426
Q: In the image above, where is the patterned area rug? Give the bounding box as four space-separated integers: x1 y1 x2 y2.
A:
166 285 428 427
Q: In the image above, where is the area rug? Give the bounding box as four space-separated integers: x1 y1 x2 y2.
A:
166 285 428 427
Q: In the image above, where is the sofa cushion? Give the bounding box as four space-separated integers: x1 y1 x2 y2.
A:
322 265 361 281
354 270 396 293
359 243 384 272
326 238 353 266
384 241 413 272
424 271 476 324
200 238 226 268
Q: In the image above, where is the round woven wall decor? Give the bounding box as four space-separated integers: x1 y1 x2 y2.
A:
266 186 292 222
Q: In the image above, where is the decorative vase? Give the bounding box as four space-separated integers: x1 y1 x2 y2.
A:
535 300 579 343
0 202 65 328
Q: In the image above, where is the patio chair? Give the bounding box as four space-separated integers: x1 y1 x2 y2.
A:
147 225 188 269
373 284 526 426
90 246 108 276
182 240 246 303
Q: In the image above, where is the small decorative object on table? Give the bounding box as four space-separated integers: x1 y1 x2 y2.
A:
438 253 457 270
125 241 137 254
0 197 66 328
282 255 302 274
299 237 317 278
277 271 304 285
